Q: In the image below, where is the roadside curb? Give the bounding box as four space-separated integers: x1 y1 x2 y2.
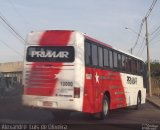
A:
146 97 160 109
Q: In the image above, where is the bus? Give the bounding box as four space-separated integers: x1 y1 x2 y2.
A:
22 30 146 119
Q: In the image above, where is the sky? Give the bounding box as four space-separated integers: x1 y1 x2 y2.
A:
0 0 159 63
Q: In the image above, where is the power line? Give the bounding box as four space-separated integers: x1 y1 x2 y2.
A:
132 19 145 51
0 39 23 57
7 0 33 30
150 39 159 46
150 25 160 35
150 24 160 42
150 32 160 43
136 38 145 55
139 44 146 57
0 14 25 42
0 20 25 44
0 12 25 44
145 0 158 18
132 0 158 52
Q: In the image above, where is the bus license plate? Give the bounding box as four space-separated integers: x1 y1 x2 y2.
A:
43 101 52 107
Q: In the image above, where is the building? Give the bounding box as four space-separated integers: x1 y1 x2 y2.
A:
0 61 23 97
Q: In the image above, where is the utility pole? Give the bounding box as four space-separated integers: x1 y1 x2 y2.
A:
145 17 152 97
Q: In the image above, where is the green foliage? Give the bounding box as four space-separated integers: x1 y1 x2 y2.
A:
146 60 160 77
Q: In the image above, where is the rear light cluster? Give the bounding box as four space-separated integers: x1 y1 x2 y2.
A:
74 87 80 98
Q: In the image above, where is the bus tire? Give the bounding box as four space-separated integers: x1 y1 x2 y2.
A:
98 95 110 120
136 93 141 110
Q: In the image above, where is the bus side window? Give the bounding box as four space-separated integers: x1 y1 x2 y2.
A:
140 61 144 75
98 47 103 67
131 59 137 74
137 61 143 75
125 56 131 73
122 55 125 71
128 57 132 73
85 42 91 66
113 51 118 69
103 48 109 67
91 44 98 66
109 50 113 69
118 53 122 70
137 61 140 74
135 60 138 73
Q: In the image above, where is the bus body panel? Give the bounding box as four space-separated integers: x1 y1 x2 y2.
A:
83 69 146 113
83 68 128 113
120 73 146 106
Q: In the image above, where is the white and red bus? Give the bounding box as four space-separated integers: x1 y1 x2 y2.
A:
23 30 146 119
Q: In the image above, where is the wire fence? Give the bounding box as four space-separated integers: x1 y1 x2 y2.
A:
0 72 23 99
151 77 160 96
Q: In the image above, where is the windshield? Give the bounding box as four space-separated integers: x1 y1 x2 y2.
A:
26 46 75 62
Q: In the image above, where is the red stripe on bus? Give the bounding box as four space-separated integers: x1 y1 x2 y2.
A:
25 31 72 96
39 30 72 45
82 68 127 113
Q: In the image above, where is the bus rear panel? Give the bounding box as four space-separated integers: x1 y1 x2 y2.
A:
23 30 85 112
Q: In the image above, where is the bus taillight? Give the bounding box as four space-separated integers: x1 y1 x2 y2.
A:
74 87 80 98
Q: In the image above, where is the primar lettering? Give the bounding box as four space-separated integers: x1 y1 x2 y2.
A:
31 50 69 58
127 76 137 85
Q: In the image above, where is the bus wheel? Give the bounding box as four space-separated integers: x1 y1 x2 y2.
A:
136 94 141 110
98 95 110 120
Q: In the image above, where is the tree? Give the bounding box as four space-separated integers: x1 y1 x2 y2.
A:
147 60 160 77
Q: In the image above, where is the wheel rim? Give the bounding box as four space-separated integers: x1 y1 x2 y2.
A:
103 100 108 116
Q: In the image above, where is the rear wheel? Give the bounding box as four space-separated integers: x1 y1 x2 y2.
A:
96 95 110 120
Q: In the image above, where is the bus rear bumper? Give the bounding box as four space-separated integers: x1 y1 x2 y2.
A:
22 95 82 112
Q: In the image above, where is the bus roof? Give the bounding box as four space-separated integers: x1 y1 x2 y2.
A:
114 48 143 61
82 32 143 62
27 30 143 61
84 35 112 48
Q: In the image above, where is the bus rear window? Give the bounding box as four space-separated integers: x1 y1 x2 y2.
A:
26 46 75 62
